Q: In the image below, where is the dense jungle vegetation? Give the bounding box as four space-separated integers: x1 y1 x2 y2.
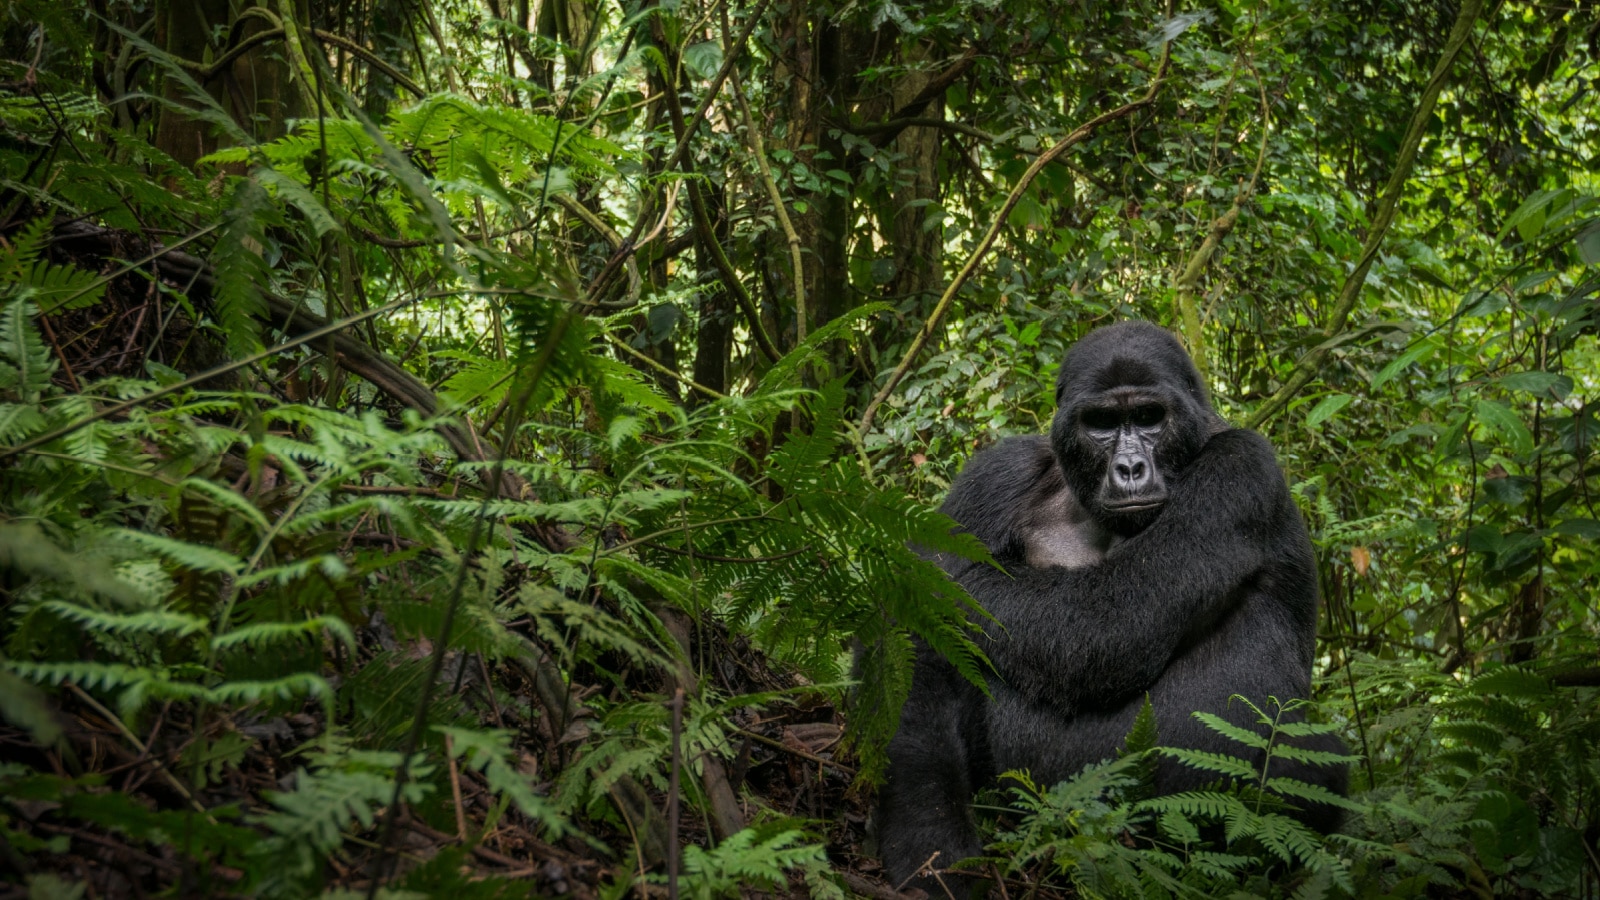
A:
1 0 1598 896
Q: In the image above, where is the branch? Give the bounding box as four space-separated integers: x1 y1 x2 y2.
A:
857 47 1173 435
1241 0 1485 430
580 0 777 350
655 9 782 363
311 30 425 98
658 0 774 180
724 6 806 343
170 27 424 98
1172 53 1273 384
846 115 998 144
861 49 979 148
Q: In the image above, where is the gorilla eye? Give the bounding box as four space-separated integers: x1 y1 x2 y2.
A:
1131 405 1166 427
1081 409 1119 430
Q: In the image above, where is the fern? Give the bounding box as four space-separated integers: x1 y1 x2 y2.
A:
0 299 56 403
674 822 834 900
210 616 357 652
208 177 273 357
38 600 207 638
255 747 436 892
437 726 570 836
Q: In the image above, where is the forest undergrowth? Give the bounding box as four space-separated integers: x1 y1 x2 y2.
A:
3 0 1600 897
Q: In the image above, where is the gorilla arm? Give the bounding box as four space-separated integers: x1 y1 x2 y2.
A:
941 429 1300 716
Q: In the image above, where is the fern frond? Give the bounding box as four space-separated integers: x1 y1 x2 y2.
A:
1192 710 1271 750
437 727 570 836
1137 790 1245 821
1158 747 1260 780
211 616 356 652
0 299 56 403
1263 777 1367 811
39 601 207 639
112 529 246 575
209 178 273 357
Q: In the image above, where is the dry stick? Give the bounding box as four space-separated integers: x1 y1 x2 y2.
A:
667 688 685 900
723 6 806 343
1241 0 1485 431
65 685 210 819
857 47 1173 435
444 733 470 840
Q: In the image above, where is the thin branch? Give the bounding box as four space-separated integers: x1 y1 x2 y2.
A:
860 49 979 148
658 0 774 180
1241 0 1485 430
605 332 728 400
656 15 782 363
1172 51 1273 383
846 116 998 143
723 7 805 343
858 47 1173 435
311 30 425 97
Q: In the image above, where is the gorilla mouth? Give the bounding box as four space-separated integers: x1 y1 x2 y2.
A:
1103 498 1165 513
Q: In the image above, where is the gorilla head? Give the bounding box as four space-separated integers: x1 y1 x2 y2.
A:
1049 322 1226 535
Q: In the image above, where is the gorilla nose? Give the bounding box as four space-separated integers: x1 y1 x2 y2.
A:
1112 453 1151 491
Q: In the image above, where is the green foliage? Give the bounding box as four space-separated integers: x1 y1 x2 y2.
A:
991 698 1359 898
674 822 841 900
0 220 106 315
3 0 1596 894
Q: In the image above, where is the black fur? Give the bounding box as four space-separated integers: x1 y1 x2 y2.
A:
877 322 1348 895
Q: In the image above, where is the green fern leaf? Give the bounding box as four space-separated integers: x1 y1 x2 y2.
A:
208 178 272 357
0 299 56 403
1159 746 1260 780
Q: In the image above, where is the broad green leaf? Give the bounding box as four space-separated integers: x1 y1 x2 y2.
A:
1306 394 1353 427
1371 341 1436 390
1475 399 1534 456
1576 223 1600 265
1553 518 1600 539
1497 370 1573 400
1499 189 1568 243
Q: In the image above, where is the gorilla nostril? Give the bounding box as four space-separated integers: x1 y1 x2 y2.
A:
1114 457 1147 486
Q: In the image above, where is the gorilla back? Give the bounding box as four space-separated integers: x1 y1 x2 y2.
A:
876 322 1348 893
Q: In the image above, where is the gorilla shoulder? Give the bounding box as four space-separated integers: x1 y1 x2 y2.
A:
941 436 1113 570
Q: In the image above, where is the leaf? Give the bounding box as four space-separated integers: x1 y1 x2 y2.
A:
1553 518 1600 539
1154 11 1210 44
1475 399 1534 456
1576 223 1600 265
1370 341 1436 390
0 299 56 403
1497 370 1573 400
682 40 723 80
1306 394 1353 427
257 168 340 237
1498 189 1566 243
1190 711 1270 750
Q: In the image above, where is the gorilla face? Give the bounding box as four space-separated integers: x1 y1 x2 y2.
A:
1048 322 1221 535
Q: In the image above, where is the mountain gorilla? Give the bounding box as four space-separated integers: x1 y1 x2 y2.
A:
877 321 1347 894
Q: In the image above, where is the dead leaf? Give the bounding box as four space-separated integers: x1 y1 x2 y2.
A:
1351 546 1371 577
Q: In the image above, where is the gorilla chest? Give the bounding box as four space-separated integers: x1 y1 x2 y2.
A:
1022 482 1116 568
